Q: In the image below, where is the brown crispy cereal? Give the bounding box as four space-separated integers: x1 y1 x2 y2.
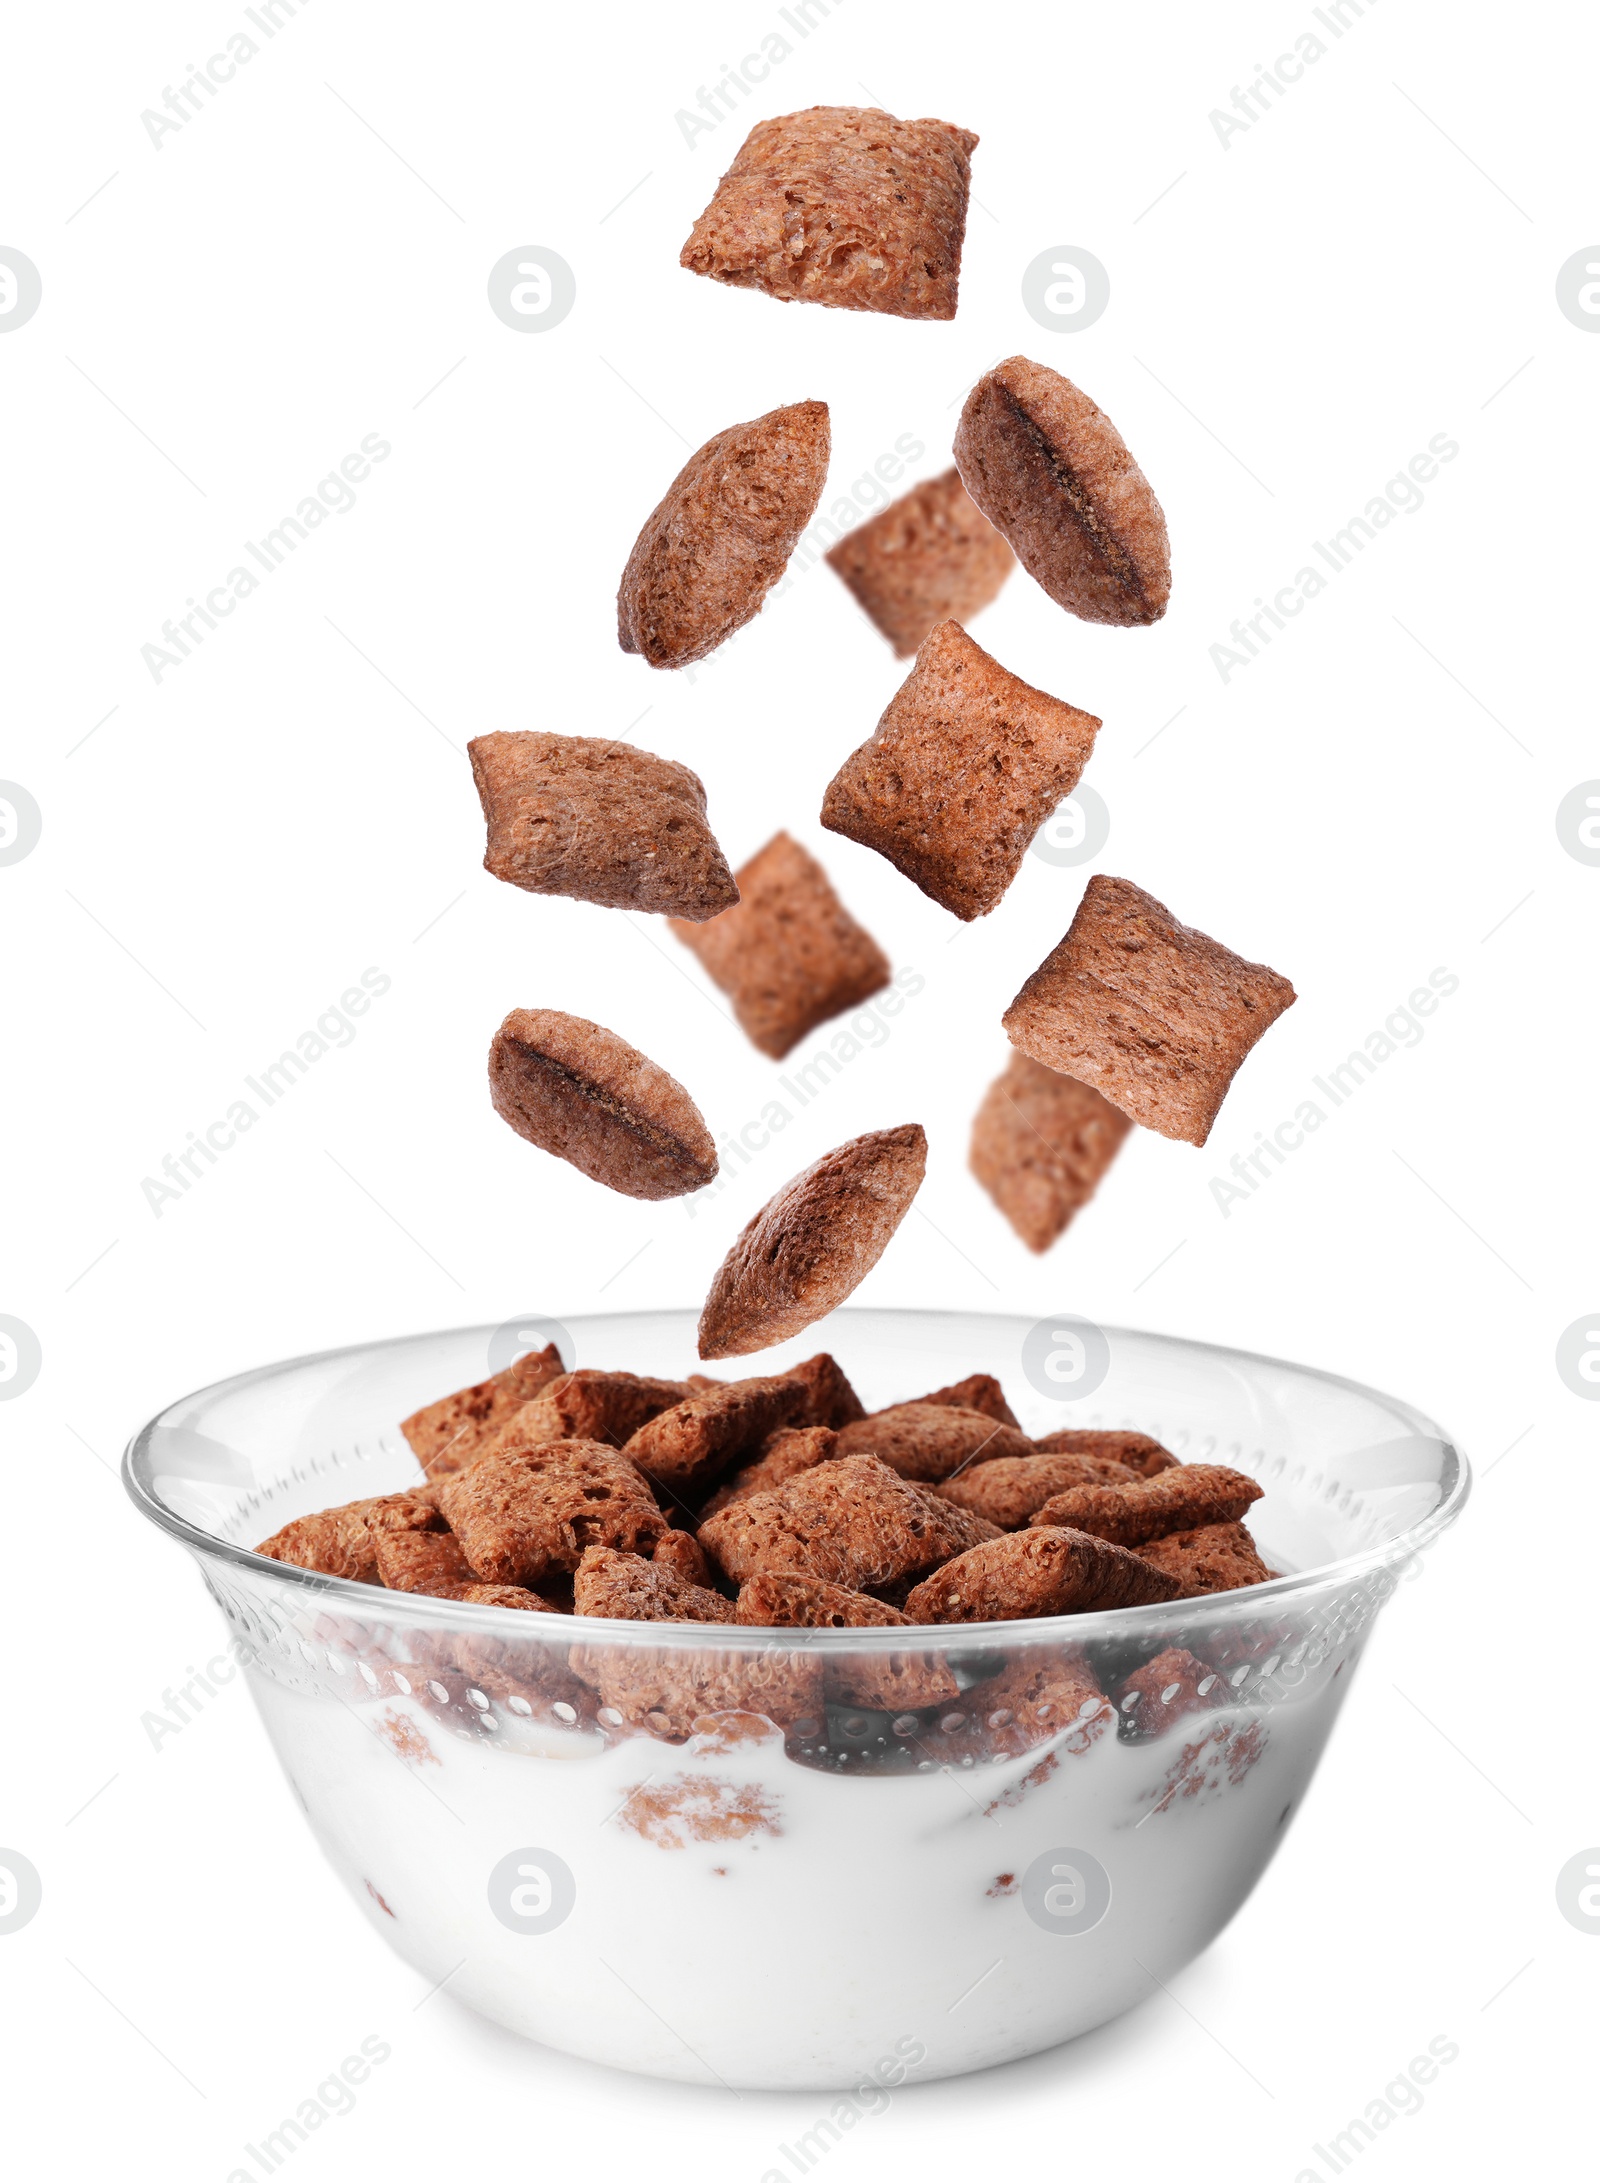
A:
1029 1464 1263 1549
372 1527 475 1595
572 1544 734 1624
905 1526 1183 1622
1032 1426 1178 1477
821 621 1102 922
734 1571 960 1709
786 1352 867 1429
357 1489 444 1533
734 1570 912 1630
489 1009 717 1200
827 468 1013 655
1117 1646 1225 1736
680 107 977 321
652 1530 715 1588
970 1050 1133 1252
949 1646 1109 1761
953 358 1171 626
617 402 830 668
623 1373 807 1497
468 731 738 919
699 1453 998 1593
935 1451 1141 1530
257 1502 383 1583
669 832 889 1060
453 1582 569 1612
569 1548 822 1738
438 1441 669 1587
500 1369 688 1452
1003 875 1297 1147
1135 1520 1273 1598
698 1124 927 1358
697 1426 839 1521
907 1372 1021 1430
400 1344 566 1480
833 1402 1033 1482
256 1488 440 1584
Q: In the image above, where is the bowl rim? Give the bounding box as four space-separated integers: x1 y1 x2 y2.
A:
121 1307 1472 1649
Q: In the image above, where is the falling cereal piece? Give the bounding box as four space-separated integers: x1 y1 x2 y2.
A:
1002 876 1296 1147
954 357 1171 626
670 831 889 1060
468 731 738 920
826 468 1013 655
680 107 977 320
970 1050 1132 1252
617 401 830 667
821 621 1101 920
697 1125 927 1358
488 1008 717 1201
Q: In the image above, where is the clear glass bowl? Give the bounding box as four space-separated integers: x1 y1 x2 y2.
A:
122 1308 1468 2090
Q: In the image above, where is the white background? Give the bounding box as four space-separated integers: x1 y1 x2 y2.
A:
2 2 1595 2175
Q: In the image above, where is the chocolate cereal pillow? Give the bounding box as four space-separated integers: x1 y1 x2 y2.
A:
681 106 977 320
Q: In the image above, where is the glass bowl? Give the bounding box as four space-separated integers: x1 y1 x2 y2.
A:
122 1308 1468 2090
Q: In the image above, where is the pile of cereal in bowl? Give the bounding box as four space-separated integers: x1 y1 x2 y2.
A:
257 1344 1276 1669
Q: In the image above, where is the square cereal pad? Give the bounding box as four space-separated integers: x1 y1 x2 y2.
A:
826 468 1013 656
970 1050 1132 1252
821 620 1101 921
670 831 889 1059
680 106 977 321
1003 875 1296 1146
468 730 737 921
